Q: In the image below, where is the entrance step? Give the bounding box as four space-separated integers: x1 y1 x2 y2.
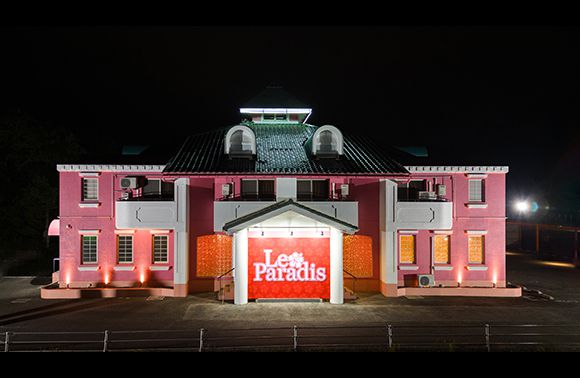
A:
255 298 323 303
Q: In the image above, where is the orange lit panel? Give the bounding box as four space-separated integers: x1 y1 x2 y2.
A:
399 234 416 264
196 234 233 277
433 235 450 264
468 236 484 264
343 235 373 278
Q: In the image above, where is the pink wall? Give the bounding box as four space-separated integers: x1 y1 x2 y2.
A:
58 169 507 291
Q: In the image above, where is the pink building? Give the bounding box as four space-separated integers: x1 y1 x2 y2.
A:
45 88 521 302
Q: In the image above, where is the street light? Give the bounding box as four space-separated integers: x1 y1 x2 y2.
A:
515 200 530 213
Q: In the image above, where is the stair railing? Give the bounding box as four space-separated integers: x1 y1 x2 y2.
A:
343 269 358 297
217 267 235 305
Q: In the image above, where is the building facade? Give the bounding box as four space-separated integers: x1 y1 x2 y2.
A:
45 88 520 302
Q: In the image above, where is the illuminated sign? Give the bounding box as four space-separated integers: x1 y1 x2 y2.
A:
248 237 330 299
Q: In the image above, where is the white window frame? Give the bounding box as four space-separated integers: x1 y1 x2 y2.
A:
152 234 169 264
81 235 98 265
117 235 134 264
82 178 99 201
468 179 485 203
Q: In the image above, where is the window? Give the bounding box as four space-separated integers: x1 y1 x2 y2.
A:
468 236 485 264
397 180 427 201
297 180 329 201
152 235 168 263
433 235 450 264
82 178 98 201
117 235 133 264
262 114 288 122
81 235 98 264
399 234 416 264
142 179 174 199
468 179 485 202
241 179 275 200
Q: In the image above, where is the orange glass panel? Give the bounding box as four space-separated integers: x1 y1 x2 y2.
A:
399 235 416 264
433 235 450 264
196 234 233 277
343 235 373 278
468 236 484 264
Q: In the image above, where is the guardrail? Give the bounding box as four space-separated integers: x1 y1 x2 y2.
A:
3 324 580 352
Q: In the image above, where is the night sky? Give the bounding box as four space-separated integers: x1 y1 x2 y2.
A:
1 26 579 210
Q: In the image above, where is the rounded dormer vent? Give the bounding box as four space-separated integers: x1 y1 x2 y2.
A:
224 125 256 158
311 125 344 157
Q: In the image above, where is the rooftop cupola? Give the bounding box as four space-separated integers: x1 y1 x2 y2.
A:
240 86 312 124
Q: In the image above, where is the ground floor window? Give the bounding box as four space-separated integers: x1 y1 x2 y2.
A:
433 235 450 264
468 236 485 264
152 235 168 263
399 234 416 264
81 235 98 264
117 235 133 263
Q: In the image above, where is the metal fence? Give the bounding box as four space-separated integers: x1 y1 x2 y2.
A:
507 221 580 264
3 324 580 352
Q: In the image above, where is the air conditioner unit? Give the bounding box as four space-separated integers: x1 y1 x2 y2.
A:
418 191 437 200
418 274 435 288
340 184 350 197
120 177 139 189
436 184 447 197
222 183 232 197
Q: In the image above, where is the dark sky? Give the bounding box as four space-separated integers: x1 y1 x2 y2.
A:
1 26 579 207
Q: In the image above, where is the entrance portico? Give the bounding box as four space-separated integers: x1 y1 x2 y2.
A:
223 200 358 305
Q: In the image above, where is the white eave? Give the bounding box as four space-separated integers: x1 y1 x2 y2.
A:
405 166 509 173
57 164 166 172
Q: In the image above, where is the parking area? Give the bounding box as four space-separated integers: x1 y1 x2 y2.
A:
1 252 579 335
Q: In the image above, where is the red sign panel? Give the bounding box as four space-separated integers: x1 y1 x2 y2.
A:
248 237 330 299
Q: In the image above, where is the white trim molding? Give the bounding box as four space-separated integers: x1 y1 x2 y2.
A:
399 265 420 271
78 229 101 235
465 265 489 271
57 164 165 172
79 202 101 208
150 265 171 271
398 230 419 234
465 230 488 235
465 203 488 209
114 229 136 235
405 166 509 173
79 172 101 177
113 266 136 272
433 265 454 271
78 266 100 272
432 230 453 235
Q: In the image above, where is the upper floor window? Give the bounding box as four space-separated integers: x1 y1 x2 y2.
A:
468 179 485 203
262 114 288 122
297 179 329 201
152 235 169 264
142 179 174 200
311 125 344 158
241 179 275 201
224 125 256 158
82 178 98 201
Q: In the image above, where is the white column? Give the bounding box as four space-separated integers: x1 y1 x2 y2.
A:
379 180 398 291
173 178 190 293
234 228 248 305
330 227 344 304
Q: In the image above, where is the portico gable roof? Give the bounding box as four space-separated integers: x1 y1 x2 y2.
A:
222 199 359 235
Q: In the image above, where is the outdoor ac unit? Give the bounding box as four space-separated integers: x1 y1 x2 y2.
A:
436 184 447 196
120 177 139 189
340 184 350 197
418 191 437 200
222 183 232 197
418 274 435 288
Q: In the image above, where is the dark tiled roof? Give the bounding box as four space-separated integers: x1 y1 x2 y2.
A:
163 123 409 175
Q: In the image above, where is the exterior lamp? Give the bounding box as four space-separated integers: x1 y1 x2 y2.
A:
514 201 530 213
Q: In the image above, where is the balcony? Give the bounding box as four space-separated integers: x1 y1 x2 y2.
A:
116 200 178 229
395 201 453 230
214 200 358 232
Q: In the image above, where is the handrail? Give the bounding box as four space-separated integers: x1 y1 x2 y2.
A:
217 268 235 304
343 269 357 296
